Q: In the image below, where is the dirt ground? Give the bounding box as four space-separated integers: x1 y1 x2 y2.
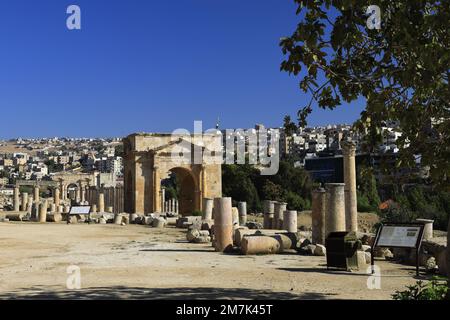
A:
0 221 422 300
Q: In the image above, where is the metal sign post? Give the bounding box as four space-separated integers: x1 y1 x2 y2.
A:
371 223 425 277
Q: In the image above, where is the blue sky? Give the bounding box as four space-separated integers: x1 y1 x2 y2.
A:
0 0 365 138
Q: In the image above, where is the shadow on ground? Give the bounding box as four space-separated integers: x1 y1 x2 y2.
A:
0 286 332 300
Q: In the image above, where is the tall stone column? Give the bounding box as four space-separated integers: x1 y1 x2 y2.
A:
98 191 105 213
342 140 358 232
152 165 160 212
61 184 67 201
202 198 214 220
54 188 61 212
39 200 48 223
21 192 28 211
213 197 233 252
263 200 275 229
27 197 33 216
33 185 40 203
14 187 20 212
312 188 327 245
325 183 346 236
273 202 287 229
238 201 247 226
80 181 86 203
160 187 166 213
75 186 81 203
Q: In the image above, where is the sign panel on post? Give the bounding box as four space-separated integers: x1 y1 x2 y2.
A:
372 223 425 277
69 206 91 215
376 226 422 248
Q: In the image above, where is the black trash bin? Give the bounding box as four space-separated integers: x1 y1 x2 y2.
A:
325 231 361 271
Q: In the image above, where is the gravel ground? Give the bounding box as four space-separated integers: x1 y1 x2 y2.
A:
0 222 421 300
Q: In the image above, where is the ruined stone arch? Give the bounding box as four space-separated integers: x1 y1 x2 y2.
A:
123 133 222 216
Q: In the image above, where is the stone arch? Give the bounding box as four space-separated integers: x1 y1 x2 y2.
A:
165 167 197 215
66 183 79 201
123 133 222 216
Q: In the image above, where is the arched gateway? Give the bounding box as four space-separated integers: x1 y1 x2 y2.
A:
123 133 222 215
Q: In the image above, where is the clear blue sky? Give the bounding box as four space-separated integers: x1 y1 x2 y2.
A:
0 0 364 138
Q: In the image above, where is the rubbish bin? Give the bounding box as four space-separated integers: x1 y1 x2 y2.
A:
325 231 361 270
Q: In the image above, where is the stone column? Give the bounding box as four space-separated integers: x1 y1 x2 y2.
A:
238 201 247 226
14 187 20 212
203 198 214 220
283 210 297 233
27 197 33 216
61 184 67 201
21 192 28 211
33 185 40 203
98 191 105 213
80 181 86 203
342 140 358 232
312 188 327 245
75 185 81 203
325 183 346 236
160 187 166 213
273 202 287 229
231 207 239 226
91 204 97 213
39 200 48 223
263 200 275 229
54 188 61 213
213 197 233 252
175 200 179 214
152 165 160 212
416 219 434 240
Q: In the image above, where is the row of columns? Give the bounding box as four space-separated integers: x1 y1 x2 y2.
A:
262 200 298 233
202 198 248 227
311 141 357 245
13 186 118 217
212 197 298 253
163 199 179 214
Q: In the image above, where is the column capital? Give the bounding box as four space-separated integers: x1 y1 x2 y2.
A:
341 140 356 156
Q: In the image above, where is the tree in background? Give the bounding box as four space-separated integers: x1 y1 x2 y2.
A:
283 115 298 136
161 172 179 200
222 164 262 211
356 166 381 212
222 161 314 212
280 0 449 189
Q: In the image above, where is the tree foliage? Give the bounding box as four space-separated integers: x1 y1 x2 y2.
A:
222 161 314 212
280 0 450 189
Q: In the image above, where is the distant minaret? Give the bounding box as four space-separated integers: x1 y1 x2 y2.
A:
215 117 220 130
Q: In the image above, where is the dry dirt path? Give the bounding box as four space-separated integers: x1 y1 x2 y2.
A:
0 222 419 300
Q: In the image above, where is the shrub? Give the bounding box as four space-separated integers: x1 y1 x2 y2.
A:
392 278 448 300
191 210 203 217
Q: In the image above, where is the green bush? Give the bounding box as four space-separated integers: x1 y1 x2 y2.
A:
392 278 448 300
192 210 203 217
357 193 376 213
